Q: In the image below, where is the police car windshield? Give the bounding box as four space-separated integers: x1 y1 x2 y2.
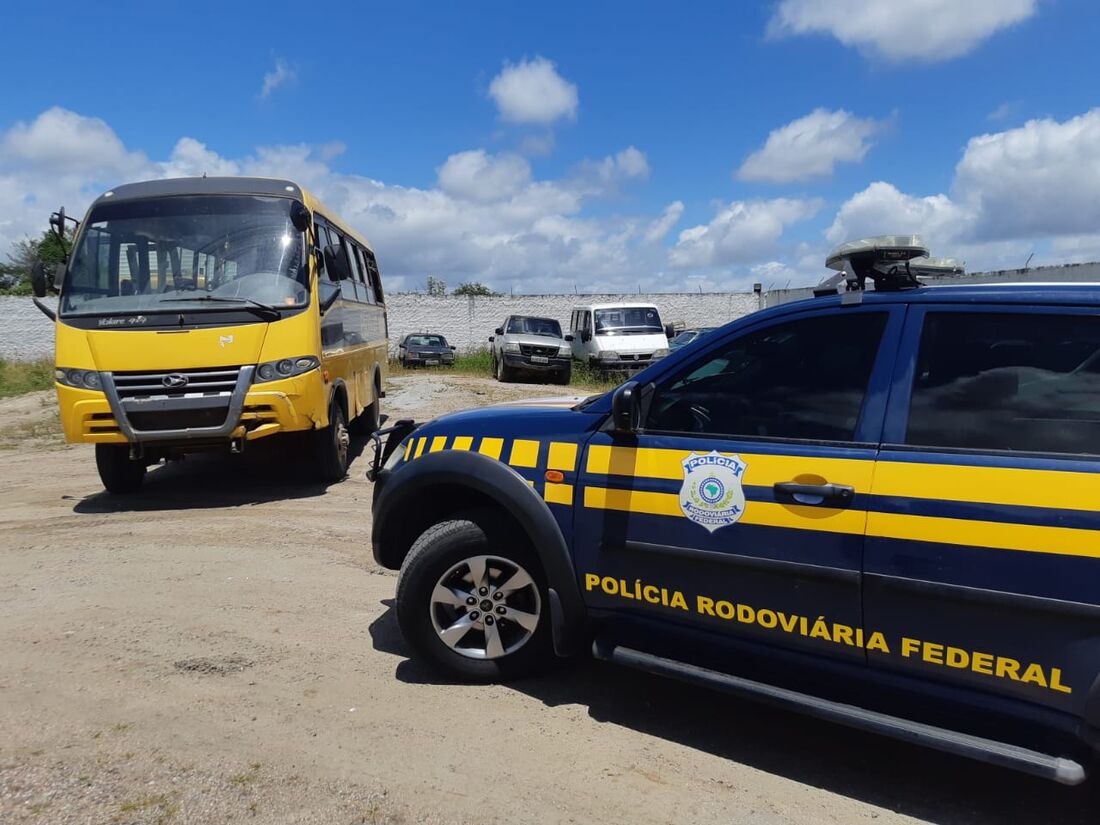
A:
595 307 662 335
507 317 562 337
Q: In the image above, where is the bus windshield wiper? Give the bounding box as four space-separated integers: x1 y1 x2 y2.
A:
161 295 282 320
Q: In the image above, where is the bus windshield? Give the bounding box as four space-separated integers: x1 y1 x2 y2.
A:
594 306 662 335
61 195 307 316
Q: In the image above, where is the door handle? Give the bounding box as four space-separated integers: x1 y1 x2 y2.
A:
773 481 855 507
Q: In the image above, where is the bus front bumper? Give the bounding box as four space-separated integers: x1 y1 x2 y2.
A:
58 368 328 447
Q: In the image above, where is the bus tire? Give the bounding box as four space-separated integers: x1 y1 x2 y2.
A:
349 399 380 435
95 444 146 494
313 399 349 483
396 515 551 682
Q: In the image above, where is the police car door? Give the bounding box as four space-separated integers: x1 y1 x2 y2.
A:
575 305 903 664
866 304 1100 717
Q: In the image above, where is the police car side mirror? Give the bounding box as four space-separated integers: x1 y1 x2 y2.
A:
612 381 642 434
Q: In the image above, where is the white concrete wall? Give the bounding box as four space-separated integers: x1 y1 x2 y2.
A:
0 292 764 360
391 292 762 353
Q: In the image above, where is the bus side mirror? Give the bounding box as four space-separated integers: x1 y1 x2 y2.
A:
611 381 641 434
664 323 675 339
31 262 48 298
290 201 312 233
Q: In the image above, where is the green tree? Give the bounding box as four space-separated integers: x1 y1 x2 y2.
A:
3 228 73 294
426 275 447 296
453 282 498 297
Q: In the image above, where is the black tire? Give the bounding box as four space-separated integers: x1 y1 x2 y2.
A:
396 516 551 682
95 444 146 494
349 394 381 435
312 398 349 483
555 363 572 385
495 353 515 383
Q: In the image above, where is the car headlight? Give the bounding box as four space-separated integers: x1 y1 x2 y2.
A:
254 355 320 383
558 344 571 356
653 348 669 358
383 438 409 471
56 367 102 390
504 342 521 353
598 351 620 360
405 350 420 359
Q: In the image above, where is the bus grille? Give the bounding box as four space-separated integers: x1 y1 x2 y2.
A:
110 367 243 399
127 409 229 431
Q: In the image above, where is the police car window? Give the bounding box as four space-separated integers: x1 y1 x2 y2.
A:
646 313 887 442
906 312 1100 455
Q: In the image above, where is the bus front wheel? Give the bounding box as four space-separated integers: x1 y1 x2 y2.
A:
95 444 146 494
313 399 349 483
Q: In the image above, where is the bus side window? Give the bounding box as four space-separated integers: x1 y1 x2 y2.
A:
343 238 363 302
363 249 383 304
354 245 377 304
314 220 333 282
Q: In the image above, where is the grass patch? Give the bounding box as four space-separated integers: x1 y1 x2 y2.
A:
229 762 263 787
116 793 178 823
0 358 54 398
389 351 622 393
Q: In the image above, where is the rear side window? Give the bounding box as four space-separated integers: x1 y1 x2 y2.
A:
646 312 887 442
906 312 1100 455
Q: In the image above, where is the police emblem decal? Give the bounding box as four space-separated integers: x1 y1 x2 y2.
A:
679 451 747 532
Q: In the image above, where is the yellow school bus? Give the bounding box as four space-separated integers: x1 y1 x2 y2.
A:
36 177 387 492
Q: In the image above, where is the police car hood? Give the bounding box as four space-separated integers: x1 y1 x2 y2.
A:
418 395 602 436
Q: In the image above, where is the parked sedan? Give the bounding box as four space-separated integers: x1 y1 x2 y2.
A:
397 333 456 367
669 327 717 352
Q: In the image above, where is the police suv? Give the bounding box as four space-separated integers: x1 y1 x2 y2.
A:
369 237 1100 784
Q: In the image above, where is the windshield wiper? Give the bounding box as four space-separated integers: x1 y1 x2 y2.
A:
161 295 282 321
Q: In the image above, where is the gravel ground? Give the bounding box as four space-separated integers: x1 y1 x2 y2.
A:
0 373 1097 824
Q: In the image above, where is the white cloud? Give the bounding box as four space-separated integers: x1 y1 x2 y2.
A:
644 201 684 244
670 198 822 269
488 56 578 124
436 150 532 202
825 181 966 246
825 108 1100 272
986 101 1020 122
768 0 1037 63
260 58 296 99
737 108 882 183
0 108 151 255
955 109 1100 241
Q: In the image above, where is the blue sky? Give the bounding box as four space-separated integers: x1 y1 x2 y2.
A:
1 0 1099 292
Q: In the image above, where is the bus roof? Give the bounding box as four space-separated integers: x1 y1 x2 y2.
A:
88 176 374 251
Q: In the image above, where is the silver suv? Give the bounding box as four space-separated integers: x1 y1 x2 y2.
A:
488 315 572 384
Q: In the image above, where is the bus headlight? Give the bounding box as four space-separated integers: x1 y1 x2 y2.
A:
254 355 320 383
56 368 103 390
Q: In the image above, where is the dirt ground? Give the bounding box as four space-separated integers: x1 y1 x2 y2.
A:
0 373 1096 824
